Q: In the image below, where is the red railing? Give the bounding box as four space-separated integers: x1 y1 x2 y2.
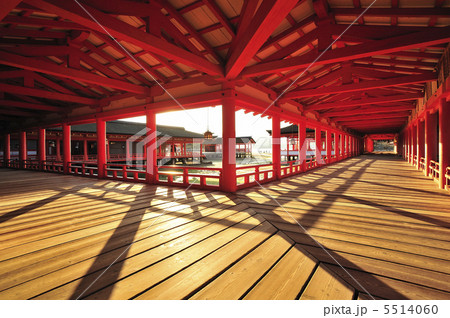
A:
280 160 302 177
23 160 41 170
68 162 98 177
419 157 426 171
157 166 221 189
429 160 440 181
6 159 20 169
105 163 146 182
236 164 274 189
42 161 64 173
446 167 450 190
305 158 317 170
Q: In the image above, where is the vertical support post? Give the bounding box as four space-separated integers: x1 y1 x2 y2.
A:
126 140 130 162
106 140 110 161
221 90 236 192
439 99 450 189
336 133 341 160
298 123 306 171
425 111 437 177
347 135 351 157
315 127 322 164
343 135 347 158
326 130 331 164
63 123 71 174
38 128 46 169
272 113 281 179
96 119 106 178
19 131 27 169
56 137 61 161
417 120 424 170
146 109 157 184
409 125 414 163
4 133 10 167
412 123 417 166
83 139 88 161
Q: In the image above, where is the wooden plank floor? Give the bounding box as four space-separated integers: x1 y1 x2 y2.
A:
238 154 450 300
0 154 449 300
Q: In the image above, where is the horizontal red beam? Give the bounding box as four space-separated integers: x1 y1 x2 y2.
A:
243 26 450 77
225 0 298 79
0 99 63 112
324 105 414 117
335 112 411 122
0 83 97 105
26 0 223 77
284 74 434 99
0 51 150 95
305 93 422 112
333 8 450 18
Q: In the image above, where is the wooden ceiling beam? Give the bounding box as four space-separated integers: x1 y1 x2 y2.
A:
0 51 150 94
284 74 434 99
333 8 450 18
0 99 62 112
323 105 415 117
243 26 450 76
0 0 22 21
225 0 299 79
305 93 422 112
24 0 223 77
0 83 97 105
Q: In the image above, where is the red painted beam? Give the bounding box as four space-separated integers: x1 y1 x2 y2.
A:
305 93 422 112
284 74 435 99
225 0 298 79
324 105 414 117
0 83 97 105
25 0 222 76
0 100 62 112
243 26 450 77
333 8 450 18
0 108 36 117
0 51 150 94
335 112 411 122
2 15 89 30
0 0 24 21
0 28 67 39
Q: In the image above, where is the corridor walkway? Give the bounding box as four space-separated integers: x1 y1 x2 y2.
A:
0 155 449 299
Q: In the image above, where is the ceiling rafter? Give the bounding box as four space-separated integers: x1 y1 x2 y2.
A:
225 0 299 79
24 0 223 76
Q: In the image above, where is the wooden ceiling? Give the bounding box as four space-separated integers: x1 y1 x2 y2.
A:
0 0 449 134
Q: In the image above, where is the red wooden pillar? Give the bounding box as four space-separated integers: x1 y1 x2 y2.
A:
146 109 157 184
409 125 414 163
417 120 424 170
19 131 27 169
221 93 236 192
272 114 281 179
425 111 437 177
343 135 347 157
336 133 341 160
298 123 306 171
412 123 417 165
96 119 106 178
83 139 88 161
439 99 450 189
348 135 353 157
125 140 130 162
56 137 61 161
315 127 322 165
326 130 331 164
4 134 10 167
62 123 71 174
38 128 46 169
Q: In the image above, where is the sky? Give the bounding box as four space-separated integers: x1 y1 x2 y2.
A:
119 106 291 139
